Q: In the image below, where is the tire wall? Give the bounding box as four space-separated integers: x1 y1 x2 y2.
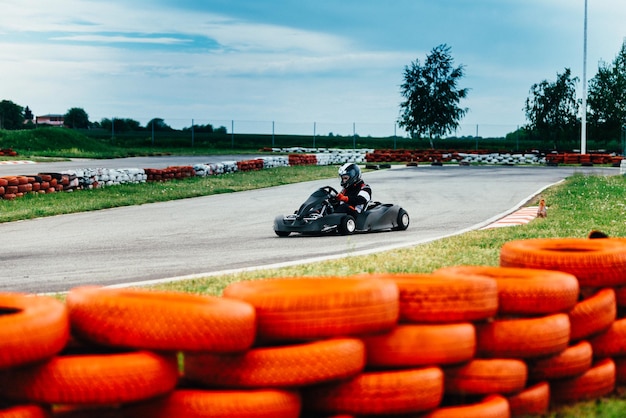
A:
0 149 368 201
1 216 626 414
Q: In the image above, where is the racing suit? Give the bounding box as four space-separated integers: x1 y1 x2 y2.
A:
334 180 372 216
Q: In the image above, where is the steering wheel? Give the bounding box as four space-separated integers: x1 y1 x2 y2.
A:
322 186 338 198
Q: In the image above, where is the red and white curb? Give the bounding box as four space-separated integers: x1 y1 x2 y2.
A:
0 160 36 165
481 206 540 229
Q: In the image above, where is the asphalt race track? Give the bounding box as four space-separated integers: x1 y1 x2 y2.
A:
0 157 618 293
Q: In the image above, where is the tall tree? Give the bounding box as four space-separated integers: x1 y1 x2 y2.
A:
0 100 24 130
524 68 579 149
147 118 173 131
398 44 469 148
587 40 626 144
64 107 90 129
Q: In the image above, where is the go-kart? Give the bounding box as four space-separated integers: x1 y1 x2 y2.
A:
274 186 409 237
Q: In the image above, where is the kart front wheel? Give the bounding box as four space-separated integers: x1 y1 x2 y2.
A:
394 209 410 231
339 215 356 235
275 230 291 237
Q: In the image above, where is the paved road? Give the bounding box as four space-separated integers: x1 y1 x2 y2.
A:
0 159 618 293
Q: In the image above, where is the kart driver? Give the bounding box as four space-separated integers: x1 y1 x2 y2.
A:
334 162 372 216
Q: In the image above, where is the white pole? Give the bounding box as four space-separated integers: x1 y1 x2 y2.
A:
581 0 588 154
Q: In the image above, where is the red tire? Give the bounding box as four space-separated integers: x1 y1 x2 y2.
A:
500 238 626 287
444 359 527 395
184 338 365 388
528 340 593 380
476 313 570 359
222 277 399 341
122 389 301 418
550 358 616 403
435 265 579 315
0 405 50 418
569 288 616 341
361 323 475 368
302 367 443 416
0 351 178 405
66 286 256 352
0 293 69 369
364 272 497 323
506 382 550 417
613 356 626 385
589 317 626 358
420 395 510 418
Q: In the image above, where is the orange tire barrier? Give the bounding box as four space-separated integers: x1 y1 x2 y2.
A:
613 357 626 385
528 340 593 380
589 317 626 359
222 277 399 341
0 351 178 405
500 238 626 287
444 358 527 396
506 382 550 417
66 286 256 352
184 338 365 388
0 294 69 369
475 313 570 359
122 389 301 418
568 288 616 341
421 394 510 418
435 265 579 315
613 284 626 309
3 233 626 415
302 367 444 416
361 323 475 368
364 272 497 323
50 405 119 418
550 358 616 404
0 405 50 418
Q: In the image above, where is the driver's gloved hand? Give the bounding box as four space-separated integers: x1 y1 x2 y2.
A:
336 193 349 203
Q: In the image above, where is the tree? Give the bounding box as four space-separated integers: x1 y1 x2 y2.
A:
183 123 214 133
99 118 142 133
147 118 173 131
64 107 90 129
24 106 33 122
587 40 626 144
524 68 579 149
0 100 24 130
398 44 469 148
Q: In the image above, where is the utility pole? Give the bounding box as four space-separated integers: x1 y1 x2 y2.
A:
581 0 588 154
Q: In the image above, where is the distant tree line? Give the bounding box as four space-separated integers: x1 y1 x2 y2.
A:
0 104 227 135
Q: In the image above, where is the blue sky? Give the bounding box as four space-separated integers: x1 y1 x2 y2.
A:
1 0 625 137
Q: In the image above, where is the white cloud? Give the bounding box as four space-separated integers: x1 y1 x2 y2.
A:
1 0 625 137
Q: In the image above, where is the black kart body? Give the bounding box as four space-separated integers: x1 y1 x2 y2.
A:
274 186 409 237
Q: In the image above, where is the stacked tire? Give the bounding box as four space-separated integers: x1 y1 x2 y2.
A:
1 236 626 417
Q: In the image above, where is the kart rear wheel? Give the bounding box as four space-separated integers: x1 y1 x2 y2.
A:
275 230 291 237
394 209 410 231
339 215 356 235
